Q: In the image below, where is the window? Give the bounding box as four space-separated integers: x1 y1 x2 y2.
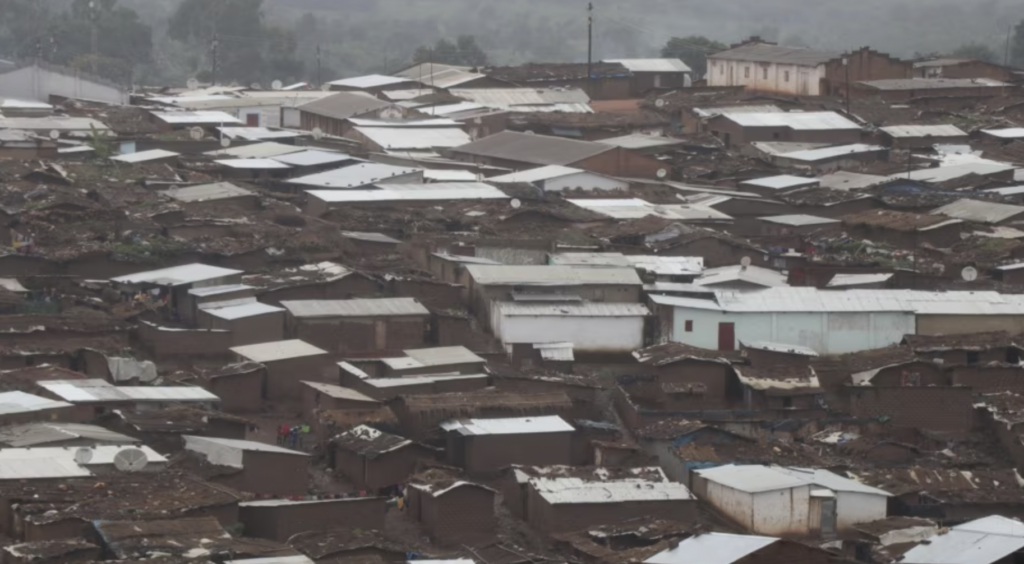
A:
744 67 750 79
685 320 693 332
762 67 768 80
720 64 725 75
784 71 790 82
967 351 981 365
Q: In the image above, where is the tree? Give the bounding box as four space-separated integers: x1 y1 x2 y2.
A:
661 36 727 79
413 35 488 67
952 42 999 63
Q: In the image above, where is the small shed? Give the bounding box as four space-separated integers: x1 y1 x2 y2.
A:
491 302 650 354
198 301 286 347
183 435 309 496
111 263 244 318
407 471 497 546
741 341 818 366
879 124 969 149
331 425 437 491
281 298 431 354
757 214 840 237
239 497 386 543
230 340 330 401
692 464 891 537
442 415 575 473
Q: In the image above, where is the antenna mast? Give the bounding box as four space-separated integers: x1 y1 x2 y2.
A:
587 2 594 96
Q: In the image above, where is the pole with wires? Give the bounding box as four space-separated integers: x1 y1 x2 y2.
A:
587 2 594 97
211 34 220 86
317 44 322 88
88 0 98 75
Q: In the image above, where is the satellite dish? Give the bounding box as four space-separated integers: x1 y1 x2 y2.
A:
73 447 94 465
380 107 403 119
112 448 148 472
740 256 752 267
311 127 324 140
271 79 283 90
655 98 666 108
510 198 522 209
524 130 535 135
961 266 978 282
187 78 200 90
48 129 60 140
656 168 668 179
250 82 262 90
220 137 231 148
189 126 204 141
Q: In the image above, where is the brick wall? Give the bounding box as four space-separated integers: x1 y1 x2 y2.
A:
213 450 308 496
138 321 233 360
265 355 333 401
259 275 384 306
526 488 698 532
848 386 973 431
239 498 384 542
205 371 263 413
463 432 573 474
390 279 464 310
950 365 1024 393
418 487 496 547
333 444 436 490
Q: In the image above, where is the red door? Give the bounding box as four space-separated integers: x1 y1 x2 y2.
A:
246 113 260 126
718 322 735 351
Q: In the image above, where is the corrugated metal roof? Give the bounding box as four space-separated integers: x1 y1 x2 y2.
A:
741 341 818 356
307 182 508 203
151 110 243 125
983 128 1024 139
818 171 887 191
301 381 377 402
644 533 778 564
116 386 220 402
450 88 590 109
534 342 575 361
759 214 839 226
349 117 461 127
361 374 488 388
696 464 890 495
931 199 1024 224
723 112 860 131
741 175 818 190
0 391 71 415
0 423 136 447
0 98 53 110
550 253 704 275
604 58 692 73
432 253 502 265
450 131 611 166
595 133 686 150
899 516 1024 564
110 149 179 163
465 265 642 286
290 162 422 188
231 339 328 362
188 284 254 297
984 185 1024 196
207 141 305 159
271 150 353 167
441 415 574 436
880 124 968 138
354 126 471 150
826 273 894 287
489 165 587 183
113 263 242 286
184 435 306 469
0 116 109 131
694 105 785 118
297 92 392 120
280 297 429 318
696 265 789 288
567 198 732 221
423 169 479 182
896 162 1016 183
403 346 486 367
685 288 1022 315
160 182 254 203
495 302 650 317
341 231 402 244
531 476 694 504
709 43 839 66
203 301 284 320
218 127 303 141
861 77 1009 90
422 102 489 116
215 158 292 169
778 143 886 162
328 74 412 89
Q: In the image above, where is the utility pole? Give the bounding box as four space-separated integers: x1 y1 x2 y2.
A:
210 34 220 86
89 0 98 75
843 56 850 117
587 2 594 96
1006 24 1013 67
316 44 322 89
34 37 42 64
49 34 58 63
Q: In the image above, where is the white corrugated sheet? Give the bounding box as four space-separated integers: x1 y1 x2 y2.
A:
984 185 1024 196
184 435 307 468
301 381 377 402
466 265 641 286
231 339 328 362
188 284 254 297
0 391 72 415
116 387 220 402
271 149 353 167
550 253 704 276
495 302 650 317
759 214 838 226
110 149 179 163
533 342 575 361
644 533 778 564
307 182 508 203
112 263 242 286
696 464 890 496
161 182 254 203
777 143 886 162
219 127 303 141
442 415 574 436
0 445 167 479
531 477 695 504
696 265 789 288
354 126 471 150
404 346 485 366
350 117 460 127
215 158 292 169
361 374 488 388
605 58 692 72
489 165 587 183
423 169 479 182
595 134 686 150
566 198 732 221
931 199 1024 224
880 124 967 138
983 127 1024 139
899 516 1024 564
290 162 422 188
896 162 1016 183
826 273 895 287
328 74 411 89
741 341 819 356
151 110 243 125
723 111 860 130
280 297 429 318
741 175 818 190
203 301 284 320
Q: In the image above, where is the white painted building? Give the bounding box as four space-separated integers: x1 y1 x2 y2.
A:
488 165 628 192
707 43 839 96
0 63 127 105
692 465 890 537
491 302 649 353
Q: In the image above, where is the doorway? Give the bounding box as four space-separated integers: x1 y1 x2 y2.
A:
717 322 735 351
820 497 837 537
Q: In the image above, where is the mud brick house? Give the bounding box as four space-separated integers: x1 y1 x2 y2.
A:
447 131 668 179
848 385 973 431
35 379 219 419
733 364 823 411
339 365 490 401
280 298 431 355
442 415 575 473
610 223 767 268
302 381 380 419
741 341 818 366
183 435 309 496
231 340 331 401
331 425 437 491
110 263 244 321
197 362 266 413
3 538 101 564
0 391 75 425
634 420 756 483
841 209 963 250
879 124 969 149
198 301 287 347
91 516 291 560
903 331 1023 365
854 77 1011 101
852 467 1024 523
977 393 1024 474
644 532 839 564
693 464 891 537
341 231 402 257
407 469 497 546
705 111 862 148
111 406 250 452
239 497 386 542
427 253 502 285
949 364 1024 394
632 343 741 410
393 390 573 440
245 262 383 306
